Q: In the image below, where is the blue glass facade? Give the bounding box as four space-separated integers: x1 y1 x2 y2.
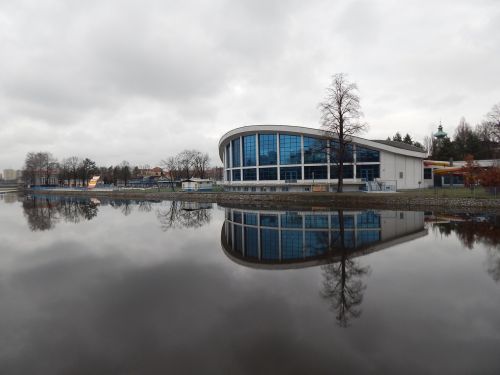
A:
357 146 380 162
330 141 354 163
259 134 277 166
259 167 277 181
223 131 389 185
243 168 257 181
243 135 256 166
279 134 301 165
304 137 327 164
232 169 241 181
304 166 327 180
232 138 240 167
224 209 390 263
280 167 301 180
356 165 380 181
331 165 354 179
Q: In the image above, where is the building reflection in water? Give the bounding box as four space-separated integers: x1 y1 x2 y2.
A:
221 206 427 326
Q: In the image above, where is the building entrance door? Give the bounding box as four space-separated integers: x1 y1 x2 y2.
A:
360 169 374 181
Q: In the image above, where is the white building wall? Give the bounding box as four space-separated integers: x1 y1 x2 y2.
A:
380 151 423 189
380 211 425 241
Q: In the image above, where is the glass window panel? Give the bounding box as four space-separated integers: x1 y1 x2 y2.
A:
232 138 241 167
305 215 329 228
243 135 256 166
331 230 355 249
424 168 432 179
330 141 353 163
259 134 277 166
356 230 381 246
281 230 303 260
233 224 243 254
225 144 230 168
279 134 301 165
331 214 355 229
356 146 380 162
357 211 381 228
233 211 242 223
280 167 301 181
242 168 257 181
260 214 278 227
232 169 241 181
304 231 329 257
261 229 279 260
304 137 327 164
244 212 257 225
331 165 354 179
259 167 277 181
281 213 303 228
244 227 259 258
304 166 327 179
356 165 380 181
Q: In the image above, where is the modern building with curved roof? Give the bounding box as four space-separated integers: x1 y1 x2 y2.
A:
219 125 427 192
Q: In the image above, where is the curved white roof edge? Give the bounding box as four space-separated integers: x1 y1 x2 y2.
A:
218 125 427 161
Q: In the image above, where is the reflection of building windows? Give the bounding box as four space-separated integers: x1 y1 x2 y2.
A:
331 230 355 248
282 230 303 259
304 137 327 164
304 166 327 179
259 167 278 181
225 144 230 168
280 166 301 180
245 227 258 258
243 135 256 166
331 165 354 179
304 231 329 257
244 212 257 225
356 146 380 162
261 229 279 260
424 168 432 179
259 134 277 166
242 168 257 181
357 211 381 228
331 214 355 229
281 213 303 228
330 141 353 163
233 211 242 223
232 138 241 167
305 215 329 228
234 224 243 254
260 214 278 227
232 169 241 181
356 230 380 246
356 165 380 181
279 134 301 165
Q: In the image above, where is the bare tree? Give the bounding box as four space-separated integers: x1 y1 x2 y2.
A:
161 156 181 191
485 103 500 142
192 152 210 179
319 73 367 192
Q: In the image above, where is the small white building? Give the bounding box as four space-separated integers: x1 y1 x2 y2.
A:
181 178 213 192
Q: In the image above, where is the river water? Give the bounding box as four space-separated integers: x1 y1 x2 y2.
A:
0 193 499 374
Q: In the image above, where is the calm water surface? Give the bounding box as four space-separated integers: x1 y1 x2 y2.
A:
0 193 499 374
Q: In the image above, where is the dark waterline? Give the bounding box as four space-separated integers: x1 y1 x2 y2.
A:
0 193 499 374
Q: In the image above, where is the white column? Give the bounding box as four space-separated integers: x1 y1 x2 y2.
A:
255 133 260 181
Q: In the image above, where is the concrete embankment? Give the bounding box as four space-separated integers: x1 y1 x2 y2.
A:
25 189 500 213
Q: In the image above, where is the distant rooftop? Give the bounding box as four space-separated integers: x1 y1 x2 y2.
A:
371 139 426 153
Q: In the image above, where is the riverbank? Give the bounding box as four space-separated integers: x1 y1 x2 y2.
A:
24 188 500 213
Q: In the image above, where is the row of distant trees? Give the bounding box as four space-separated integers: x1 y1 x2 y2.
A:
160 149 212 182
387 132 424 149
22 152 137 186
22 149 220 187
421 105 500 161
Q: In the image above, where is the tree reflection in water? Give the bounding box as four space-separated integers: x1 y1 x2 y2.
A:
156 201 212 231
320 210 371 327
22 195 99 231
432 214 500 283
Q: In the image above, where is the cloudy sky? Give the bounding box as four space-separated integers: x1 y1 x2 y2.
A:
1 0 499 170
